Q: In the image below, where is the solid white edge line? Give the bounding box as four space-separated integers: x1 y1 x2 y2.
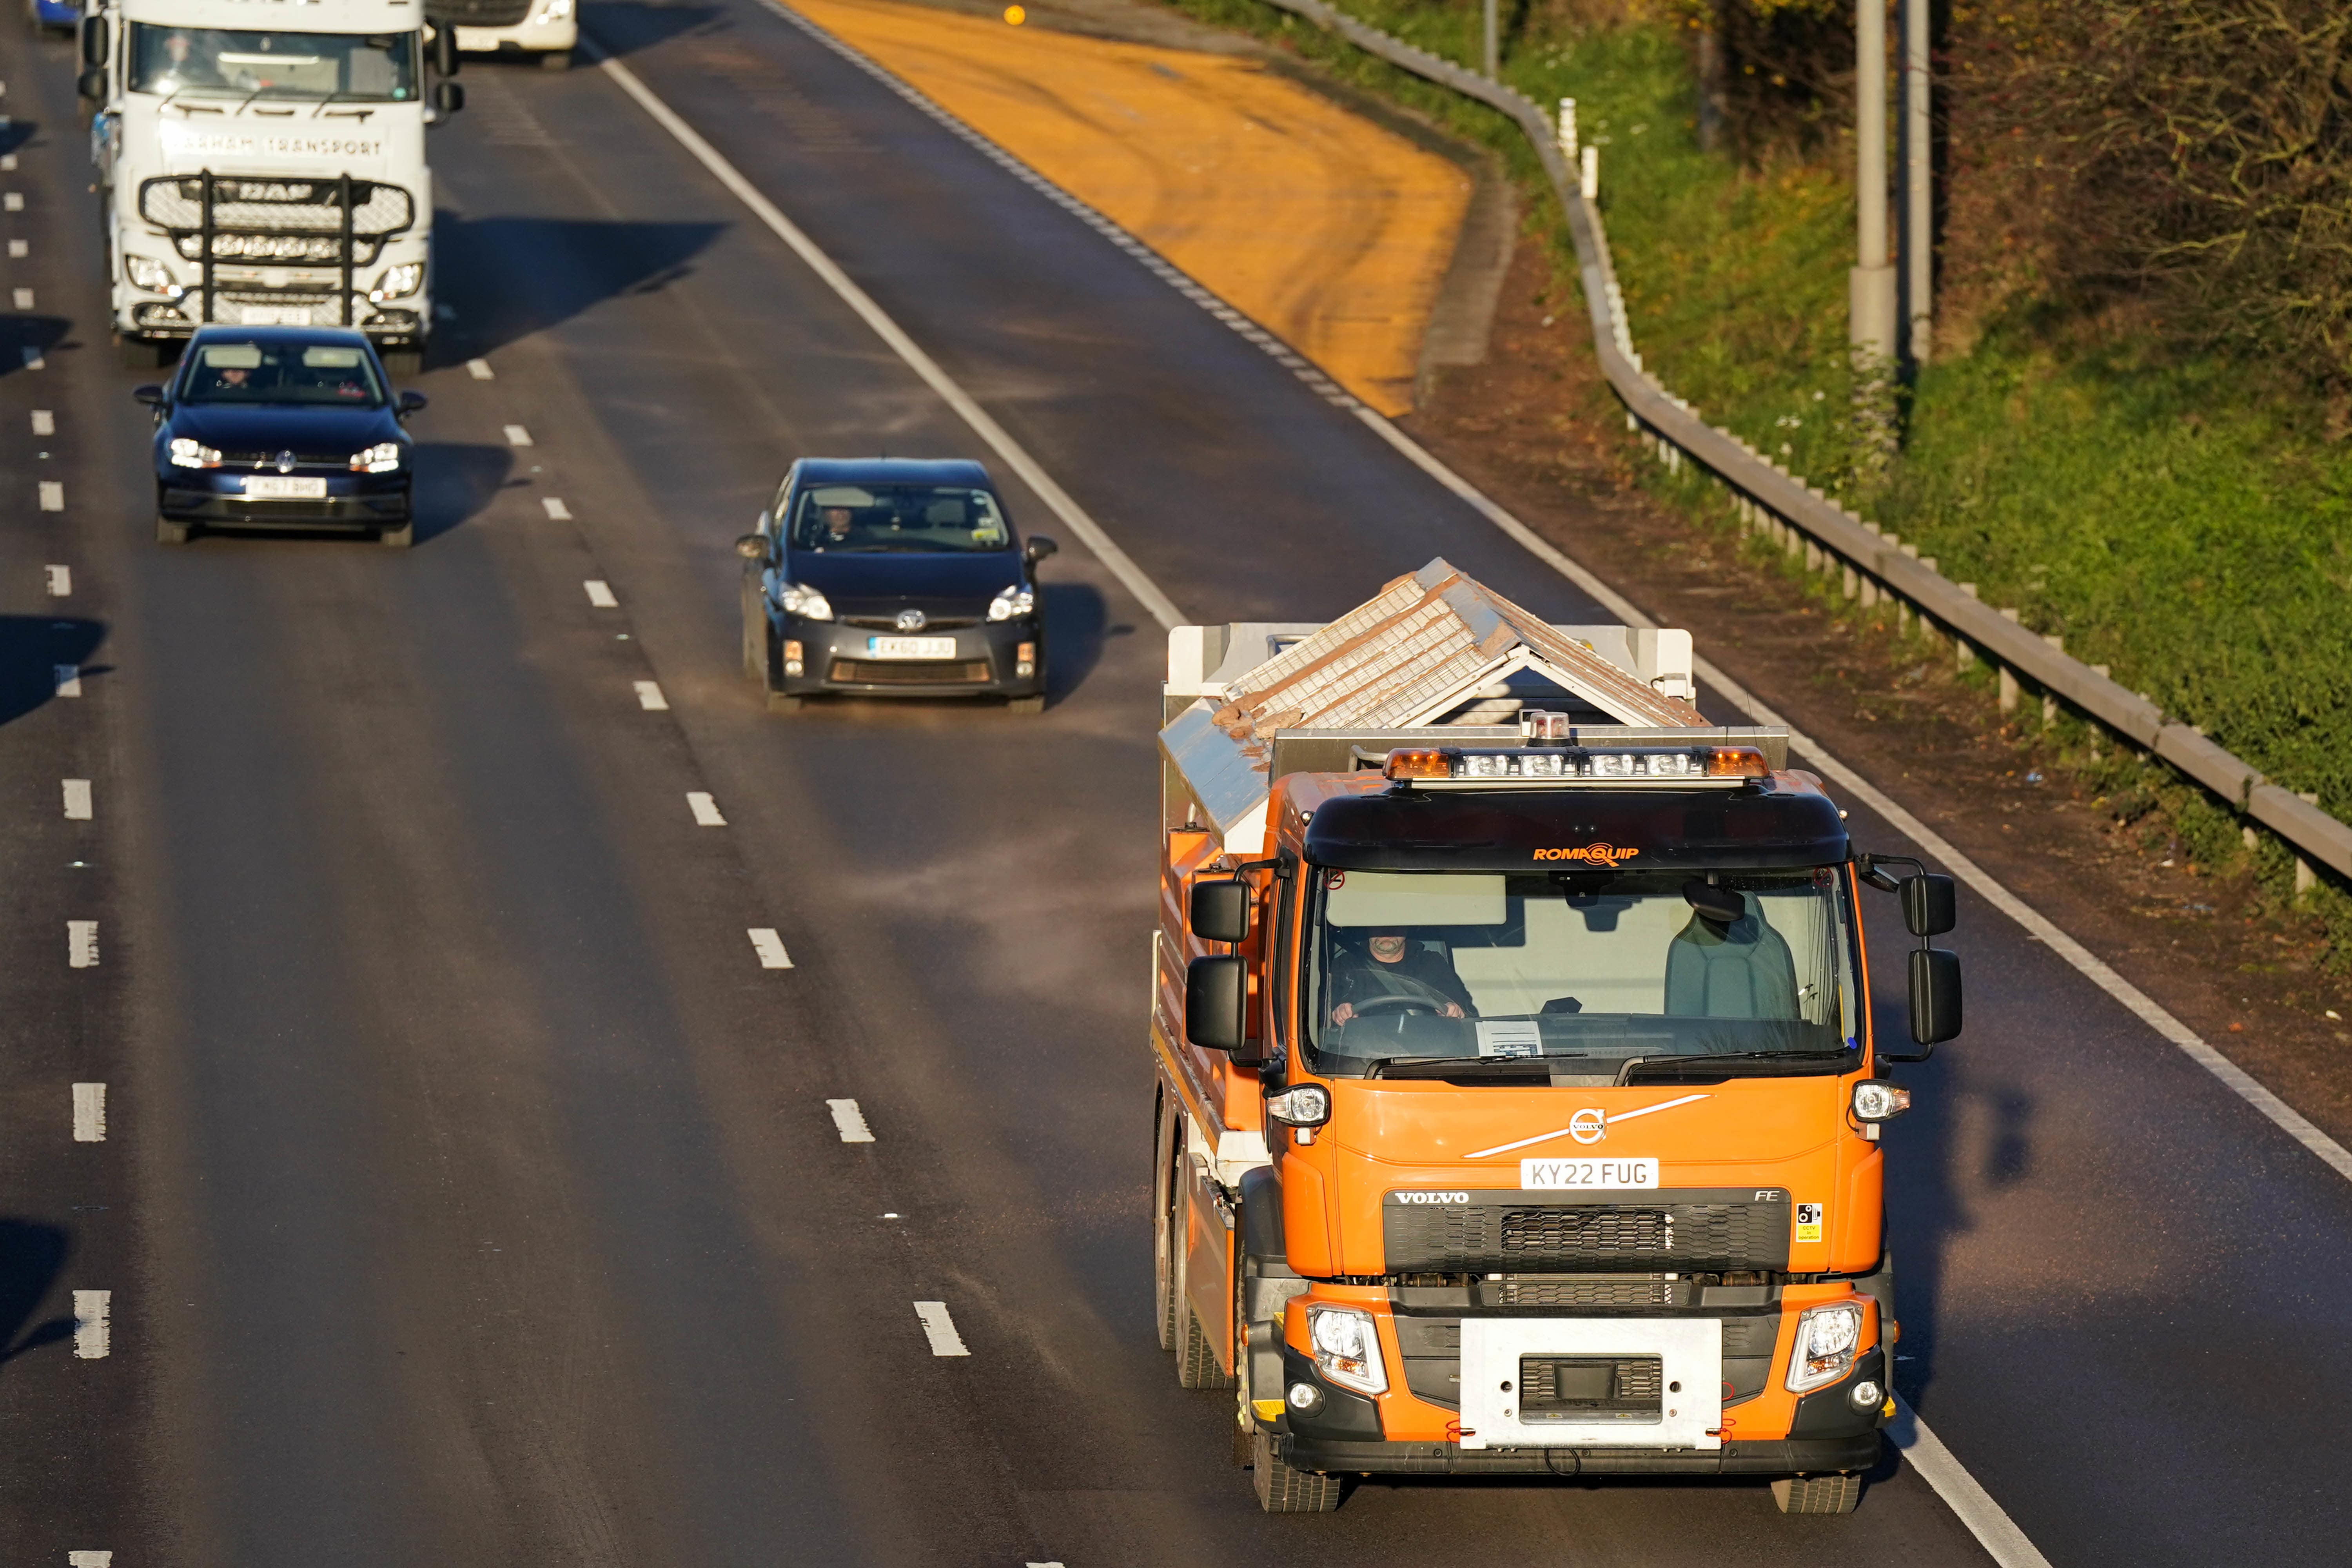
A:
827 1097 876 1143
587 41 1185 633
686 790 726 826
72 1082 106 1142
1888 1398 2053 1568
62 778 92 819
911 1300 969 1356
71 1290 109 1359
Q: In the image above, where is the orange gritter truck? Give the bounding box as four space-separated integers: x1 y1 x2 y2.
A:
1149 560 1962 1514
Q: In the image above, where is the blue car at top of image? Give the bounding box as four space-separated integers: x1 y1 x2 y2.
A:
27 0 78 35
136 325 427 547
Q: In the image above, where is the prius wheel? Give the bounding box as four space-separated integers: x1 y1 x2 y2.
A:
379 522 415 548
1006 695 1044 714
1771 1474 1863 1515
156 515 190 545
1252 1430 1343 1513
765 691 803 713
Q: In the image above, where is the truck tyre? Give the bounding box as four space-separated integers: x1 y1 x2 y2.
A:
156 515 190 545
1171 1205 1231 1390
1252 1429 1342 1513
1006 695 1045 714
380 522 415 548
1771 1474 1863 1514
1152 1091 1178 1351
539 49 572 69
381 348 424 377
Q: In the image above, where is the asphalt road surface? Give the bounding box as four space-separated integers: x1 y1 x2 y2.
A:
2 4 2347 1563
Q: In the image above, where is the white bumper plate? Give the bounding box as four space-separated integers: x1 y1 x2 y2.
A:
1458 1317 1723 1450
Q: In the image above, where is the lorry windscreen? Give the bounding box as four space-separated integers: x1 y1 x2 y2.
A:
128 25 420 101
1301 867 1859 1080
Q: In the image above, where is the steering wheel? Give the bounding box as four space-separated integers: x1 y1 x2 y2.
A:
1348 994 1444 1018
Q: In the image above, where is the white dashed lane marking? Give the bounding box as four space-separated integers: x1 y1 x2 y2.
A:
62 779 91 819
466 358 494 380
45 563 69 595
3 192 21 211
54 663 81 697
0 154 15 172
21 346 42 369
686 791 726 826
827 1098 874 1142
73 1083 105 1142
584 579 618 608
67 920 98 968
11 286 31 309
503 424 533 446
633 680 668 711
38 479 62 510
912 1301 969 1357
69 1553 112 1567
748 928 792 969
541 497 571 519
31 408 53 434
6 238 23 258
72 1291 109 1358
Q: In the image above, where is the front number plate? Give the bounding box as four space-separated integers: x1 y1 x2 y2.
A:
239 305 312 326
1521 1156 1659 1189
244 476 328 499
866 636 957 659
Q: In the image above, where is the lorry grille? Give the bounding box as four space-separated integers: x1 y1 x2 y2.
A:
1383 1194 1789 1273
1518 1355 1661 1419
1485 1275 1674 1308
140 178 416 238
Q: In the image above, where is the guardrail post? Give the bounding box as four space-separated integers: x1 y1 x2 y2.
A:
1558 97 1577 160
1580 144 1599 201
2296 792 2320 897
1996 609 2022 710
2041 633 2063 723
1842 563 1859 600
1955 582 1978 667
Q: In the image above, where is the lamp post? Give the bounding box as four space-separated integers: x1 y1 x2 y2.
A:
1482 0 1498 78
1901 0 1932 364
1850 0 1896 363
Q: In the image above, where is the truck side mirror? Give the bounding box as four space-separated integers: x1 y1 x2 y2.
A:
1024 535 1058 567
79 67 108 102
82 16 107 66
1908 948 1962 1047
433 80 465 119
1190 878 1249 943
1901 874 1956 937
434 26 460 76
1185 955 1246 1052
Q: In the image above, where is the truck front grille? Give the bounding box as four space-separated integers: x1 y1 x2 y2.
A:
1485 1275 1674 1308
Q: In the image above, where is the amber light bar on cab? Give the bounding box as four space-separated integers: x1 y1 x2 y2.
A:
1385 744 1770 788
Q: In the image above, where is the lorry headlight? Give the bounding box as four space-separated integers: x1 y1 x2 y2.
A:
1265 1085 1330 1127
777 581 832 621
1306 1304 1387 1396
349 442 403 474
168 437 222 469
1851 1080 1911 1122
1786 1301 1865 1393
370 263 424 301
987 583 1033 622
537 0 575 18
126 255 180 294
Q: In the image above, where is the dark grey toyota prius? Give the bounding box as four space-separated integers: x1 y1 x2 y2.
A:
737 458 1055 712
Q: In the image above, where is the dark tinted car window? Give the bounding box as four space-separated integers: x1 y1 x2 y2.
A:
791 483 1011 554
179 340 387 406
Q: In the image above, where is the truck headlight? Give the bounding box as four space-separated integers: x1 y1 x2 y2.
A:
1265 1085 1329 1127
778 581 833 621
126 255 180 294
987 583 1033 622
1851 1080 1911 1122
1306 1304 1387 1396
370 263 424 301
349 442 402 474
168 437 221 469
1786 1301 1865 1393
537 0 575 18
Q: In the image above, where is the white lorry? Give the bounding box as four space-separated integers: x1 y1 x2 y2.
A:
433 0 575 71
77 0 462 370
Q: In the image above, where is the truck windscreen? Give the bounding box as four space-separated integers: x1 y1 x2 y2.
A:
1303 867 1860 1080
128 25 420 101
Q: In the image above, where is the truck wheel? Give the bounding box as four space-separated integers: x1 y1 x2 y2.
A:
539 49 572 69
155 515 190 546
381 348 424 377
379 522 415 548
765 691 803 713
1252 1429 1342 1513
1005 695 1044 714
1771 1474 1863 1514
1152 1092 1178 1351
1177 1301 1231 1390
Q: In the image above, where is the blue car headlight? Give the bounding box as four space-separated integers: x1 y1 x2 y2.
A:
168 437 221 469
348 442 402 474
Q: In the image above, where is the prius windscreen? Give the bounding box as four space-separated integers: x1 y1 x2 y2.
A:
1302 867 1859 1079
792 485 1012 553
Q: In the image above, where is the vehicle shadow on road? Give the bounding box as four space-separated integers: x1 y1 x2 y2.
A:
410 441 518 545
0 315 75 381
430 214 729 363
0 616 107 728
0 1219 76 1368
579 5 731 61
1042 579 1109 705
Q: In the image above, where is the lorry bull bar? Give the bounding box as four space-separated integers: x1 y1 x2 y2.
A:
137 172 416 327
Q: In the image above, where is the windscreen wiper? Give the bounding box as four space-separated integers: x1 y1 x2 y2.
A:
1617 1049 1854 1084
1371 1054 1593 1080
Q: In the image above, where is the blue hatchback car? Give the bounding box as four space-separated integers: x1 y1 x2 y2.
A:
28 0 77 35
137 326 425 546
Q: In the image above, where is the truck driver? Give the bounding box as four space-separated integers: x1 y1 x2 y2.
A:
1328 927 1474 1025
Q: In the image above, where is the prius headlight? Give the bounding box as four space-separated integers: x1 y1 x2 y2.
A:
1786 1301 1865 1393
167 437 221 469
778 581 833 621
369 263 424 301
1305 1303 1387 1396
987 583 1034 622
348 442 402 473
